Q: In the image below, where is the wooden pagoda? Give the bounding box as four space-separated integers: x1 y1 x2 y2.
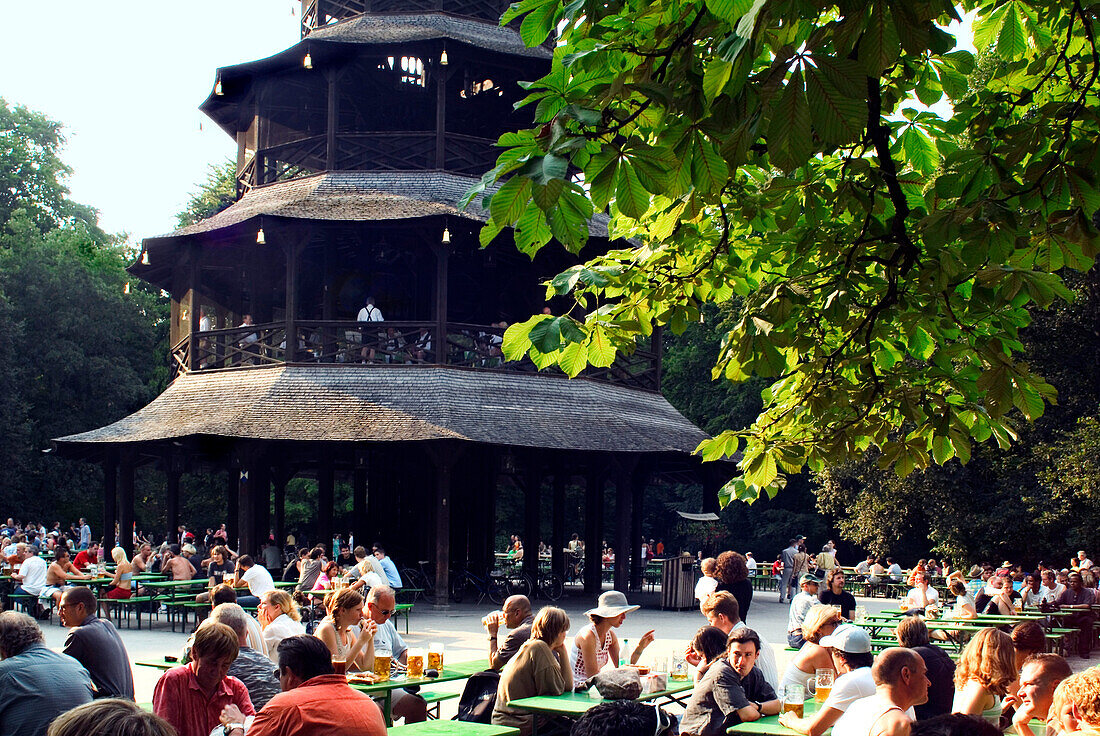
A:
53 0 716 599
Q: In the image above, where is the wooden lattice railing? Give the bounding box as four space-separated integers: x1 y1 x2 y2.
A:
171 321 660 390
301 0 510 36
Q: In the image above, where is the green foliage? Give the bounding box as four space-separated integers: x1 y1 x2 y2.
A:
479 0 1100 503
176 160 237 229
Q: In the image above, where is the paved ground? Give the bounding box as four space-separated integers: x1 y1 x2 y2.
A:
36 583 1095 713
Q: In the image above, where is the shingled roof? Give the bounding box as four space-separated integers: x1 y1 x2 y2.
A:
53 365 707 454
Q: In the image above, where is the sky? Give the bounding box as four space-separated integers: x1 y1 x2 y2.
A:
0 3 974 246
0 1 301 242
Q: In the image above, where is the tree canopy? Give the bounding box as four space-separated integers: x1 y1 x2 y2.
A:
473 0 1100 503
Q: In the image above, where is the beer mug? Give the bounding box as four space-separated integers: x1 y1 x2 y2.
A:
670 652 689 681
332 657 347 675
815 668 834 703
407 648 425 678
783 683 804 717
374 647 392 682
428 642 444 671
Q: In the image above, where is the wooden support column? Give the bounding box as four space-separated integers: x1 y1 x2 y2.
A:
188 245 201 371
353 451 368 550
434 50 447 168
431 242 449 364
630 466 648 592
165 466 180 549
237 466 256 559
102 453 117 549
254 464 271 552
427 442 461 608
317 460 335 555
551 471 566 580
701 462 722 516
285 239 301 363
521 458 541 582
273 468 289 554
584 466 605 595
326 69 338 170
227 470 239 549
118 455 135 553
614 470 632 593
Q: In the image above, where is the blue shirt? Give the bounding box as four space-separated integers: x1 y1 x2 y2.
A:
378 555 402 588
0 644 94 736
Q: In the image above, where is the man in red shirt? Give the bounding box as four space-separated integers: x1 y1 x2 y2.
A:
153 622 254 736
72 542 100 571
221 635 385 736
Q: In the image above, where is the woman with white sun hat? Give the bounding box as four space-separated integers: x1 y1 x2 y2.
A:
570 590 655 680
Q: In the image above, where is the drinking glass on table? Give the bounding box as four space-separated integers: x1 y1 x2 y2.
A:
374 646 392 682
407 648 425 678
428 642 444 670
670 651 689 680
783 683 805 717
815 668 834 702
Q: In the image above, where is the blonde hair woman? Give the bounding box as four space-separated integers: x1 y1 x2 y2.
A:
952 627 1017 722
313 588 377 671
104 547 133 600
493 607 573 736
779 604 841 691
258 589 305 659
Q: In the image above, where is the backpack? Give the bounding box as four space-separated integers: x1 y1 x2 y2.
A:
454 669 500 723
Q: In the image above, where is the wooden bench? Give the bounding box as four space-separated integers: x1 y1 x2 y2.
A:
395 602 413 634
421 690 460 719
387 721 519 735
101 596 158 629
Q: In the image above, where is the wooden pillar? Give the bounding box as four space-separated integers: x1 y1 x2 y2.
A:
551 471 566 580
317 462 335 555
353 452 368 550
273 469 288 553
434 50 447 168
614 470 632 593
102 453 117 549
285 239 300 363
188 245 201 371
431 242 449 364
522 459 541 582
326 69 338 170
118 455 134 553
254 464 271 551
702 463 722 516
584 466 604 595
227 470 239 549
427 442 460 608
630 467 646 592
237 467 255 559
165 467 180 549
654 324 663 388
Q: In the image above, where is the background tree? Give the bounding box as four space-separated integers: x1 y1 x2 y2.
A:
471 0 1100 504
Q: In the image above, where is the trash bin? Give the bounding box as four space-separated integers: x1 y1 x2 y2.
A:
660 553 697 610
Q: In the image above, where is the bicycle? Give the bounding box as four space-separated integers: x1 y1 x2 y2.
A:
399 560 441 604
535 570 564 601
450 564 509 604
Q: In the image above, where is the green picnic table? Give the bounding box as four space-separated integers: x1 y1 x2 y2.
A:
387 724 519 736
509 680 694 736
135 657 179 671
727 700 821 734
350 658 489 726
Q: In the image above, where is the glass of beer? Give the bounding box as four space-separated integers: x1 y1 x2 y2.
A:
374 647 392 682
332 657 347 675
428 642 444 671
670 652 689 681
783 684 804 717
407 648 425 678
815 669 834 703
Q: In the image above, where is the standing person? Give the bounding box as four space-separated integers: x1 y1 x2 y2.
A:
1055 571 1096 659
779 539 799 604
819 568 857 620
951 627 1017 721
221 635 386 736
484 595 535 670
233 555 276 608
153 622 255 736
570 591 654 680
779 624 876 736
895 616 954 719
78 518 91 549
492 607 574 736
695 558 719 603
787 575 821 648
833 648 929 736
0 611 94 735
372 544 403 588
814 545 837 580
714 551 754 623
1009 654 1072 736
59 587 135 699
357 296 384 361
745 552 757 576
680 628 780 735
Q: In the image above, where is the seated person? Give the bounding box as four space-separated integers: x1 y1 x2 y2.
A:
903 572 939 613
72 542 101 572
780 604 841 692
946 579 977 619
779 624 875 736
818 569 856 620
492 606 573 736
314 588 377 672
787 575 820 648
687 625 731 683
484 595 535 670
41 546 90 607
680 627 779 735
974 571 1018 615
1010 653 1071 736
197 546 235 604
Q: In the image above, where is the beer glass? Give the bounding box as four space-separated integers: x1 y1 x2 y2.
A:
332 657 347 675
815 668 834 703
670 652 689 681
428 642 444 670
374 647 392 682
407 648 425 678
783 684 804 717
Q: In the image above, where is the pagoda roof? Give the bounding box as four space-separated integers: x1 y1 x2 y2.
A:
52 365 707 455
201 13 550 135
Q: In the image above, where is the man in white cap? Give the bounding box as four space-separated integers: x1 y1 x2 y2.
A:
779 623 876 736
570 591 654 680
834 648 927 736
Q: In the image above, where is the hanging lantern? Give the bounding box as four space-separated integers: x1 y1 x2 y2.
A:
303 52 313 69
441 227 451 244
256 228 266 244
214 78 224 96
141 250 150 265
440 49 449 66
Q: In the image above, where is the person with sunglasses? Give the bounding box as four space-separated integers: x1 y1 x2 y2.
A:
365 585 427 723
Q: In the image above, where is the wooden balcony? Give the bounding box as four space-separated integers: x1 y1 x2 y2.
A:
172 320 661 391
301 0 510 37
236 132 496 192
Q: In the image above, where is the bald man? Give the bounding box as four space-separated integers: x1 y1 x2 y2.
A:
483 595 533 670
835 648 929 736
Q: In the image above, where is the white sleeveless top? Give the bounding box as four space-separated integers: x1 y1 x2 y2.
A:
570 624 613 680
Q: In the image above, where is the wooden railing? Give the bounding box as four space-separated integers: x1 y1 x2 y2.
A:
246 132 496 187
301 0 510 37
171 321 660 390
